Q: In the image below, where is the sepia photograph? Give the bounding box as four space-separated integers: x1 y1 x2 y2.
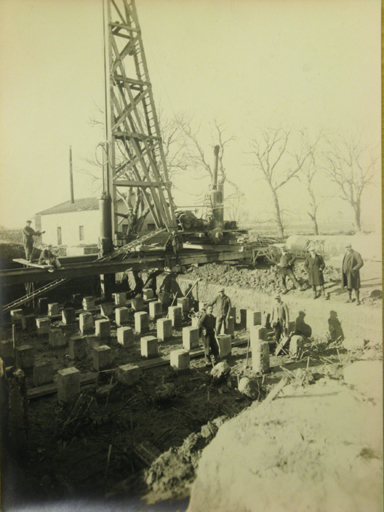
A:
0 0 382 511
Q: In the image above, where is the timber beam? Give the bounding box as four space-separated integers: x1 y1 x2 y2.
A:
1 249 246 286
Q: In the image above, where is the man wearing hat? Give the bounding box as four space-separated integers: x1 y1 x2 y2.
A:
22 220 44 261
342 244 364 305
270 293 290 343
304 244 326 299
277 246 303 293
208 288 232 335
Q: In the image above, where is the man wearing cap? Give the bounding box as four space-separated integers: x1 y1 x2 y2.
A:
22 221 44 261
208 288 232 335
342 244 364 305
270 294 290 343
277 246 302 293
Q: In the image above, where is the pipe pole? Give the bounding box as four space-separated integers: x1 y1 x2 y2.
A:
69 146 74 203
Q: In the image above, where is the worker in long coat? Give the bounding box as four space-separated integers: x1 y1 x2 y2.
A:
341 244 364 305
304 245 326 299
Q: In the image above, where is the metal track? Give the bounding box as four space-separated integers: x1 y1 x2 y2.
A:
2 278 68 312
98 227 166 262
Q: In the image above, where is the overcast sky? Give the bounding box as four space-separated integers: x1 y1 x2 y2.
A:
0 0 381 230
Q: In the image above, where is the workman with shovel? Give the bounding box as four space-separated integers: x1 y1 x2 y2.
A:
198 305 220 367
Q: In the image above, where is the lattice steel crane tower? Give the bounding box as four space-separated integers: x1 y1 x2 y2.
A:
101 0 177 251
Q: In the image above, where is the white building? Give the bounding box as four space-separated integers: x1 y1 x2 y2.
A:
35 197 156 254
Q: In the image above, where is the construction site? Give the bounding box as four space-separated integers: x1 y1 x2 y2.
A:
0 1 382 511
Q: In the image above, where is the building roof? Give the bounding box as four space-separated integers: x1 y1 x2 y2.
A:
36 197 99 216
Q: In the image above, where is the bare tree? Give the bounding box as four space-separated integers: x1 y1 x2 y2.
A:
248 127 317 238
175 117 235 182
174 117 245 220
323 134 378 231
296 130 327 235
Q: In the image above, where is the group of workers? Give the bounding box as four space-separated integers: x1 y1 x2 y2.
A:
277 242 363 305
23 220 60 269
23 220 364 355
200 242 364 364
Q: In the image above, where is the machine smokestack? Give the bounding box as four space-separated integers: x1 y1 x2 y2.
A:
212 145 220 190
211 145 224 227
69 146 75 204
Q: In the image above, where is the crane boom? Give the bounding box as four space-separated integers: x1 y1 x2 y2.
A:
103 0 177 242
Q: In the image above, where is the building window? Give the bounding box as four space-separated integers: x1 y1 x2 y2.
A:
79 225 84 241
57 227 62 245
147 223 156 232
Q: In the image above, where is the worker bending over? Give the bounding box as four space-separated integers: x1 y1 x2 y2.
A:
39 245 61 270
208 287 231 335
198 305 220 367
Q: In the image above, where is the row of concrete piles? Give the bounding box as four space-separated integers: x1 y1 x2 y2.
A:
3 287 296 406
3 289 226 403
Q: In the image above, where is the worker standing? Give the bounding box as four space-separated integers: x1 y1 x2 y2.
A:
304 245 326 299
22 220 44 261
341 244 364 305
277 246 302 293
270 293 290 343
198 305 220 367
208 287 231 335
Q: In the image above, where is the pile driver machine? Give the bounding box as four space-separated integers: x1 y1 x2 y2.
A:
1 0 273 312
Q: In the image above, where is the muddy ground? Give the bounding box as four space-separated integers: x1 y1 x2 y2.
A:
2 309 382 511
0 254 382 511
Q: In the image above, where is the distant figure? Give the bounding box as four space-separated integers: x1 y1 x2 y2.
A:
328 311 344 342
342 244 364 305
294 311 312 338
22 220 44 261
208 288 231 335
38 245 61 269
278 246 302 293
270 293 290 343
304 245 326 299
198 305 220 367
132 272 144 297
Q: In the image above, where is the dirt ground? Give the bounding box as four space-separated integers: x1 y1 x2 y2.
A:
185 260 382 307
0 253 382 511
2 311 382 511
188 356 383 512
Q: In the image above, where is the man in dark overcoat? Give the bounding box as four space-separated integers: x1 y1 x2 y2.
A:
304 245 326 299
341 244 364 305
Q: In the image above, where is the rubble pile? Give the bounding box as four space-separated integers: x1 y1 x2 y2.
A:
186 262 340 293
144 416 226 503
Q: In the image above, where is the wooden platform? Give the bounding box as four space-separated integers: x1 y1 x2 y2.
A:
13 258 51 270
